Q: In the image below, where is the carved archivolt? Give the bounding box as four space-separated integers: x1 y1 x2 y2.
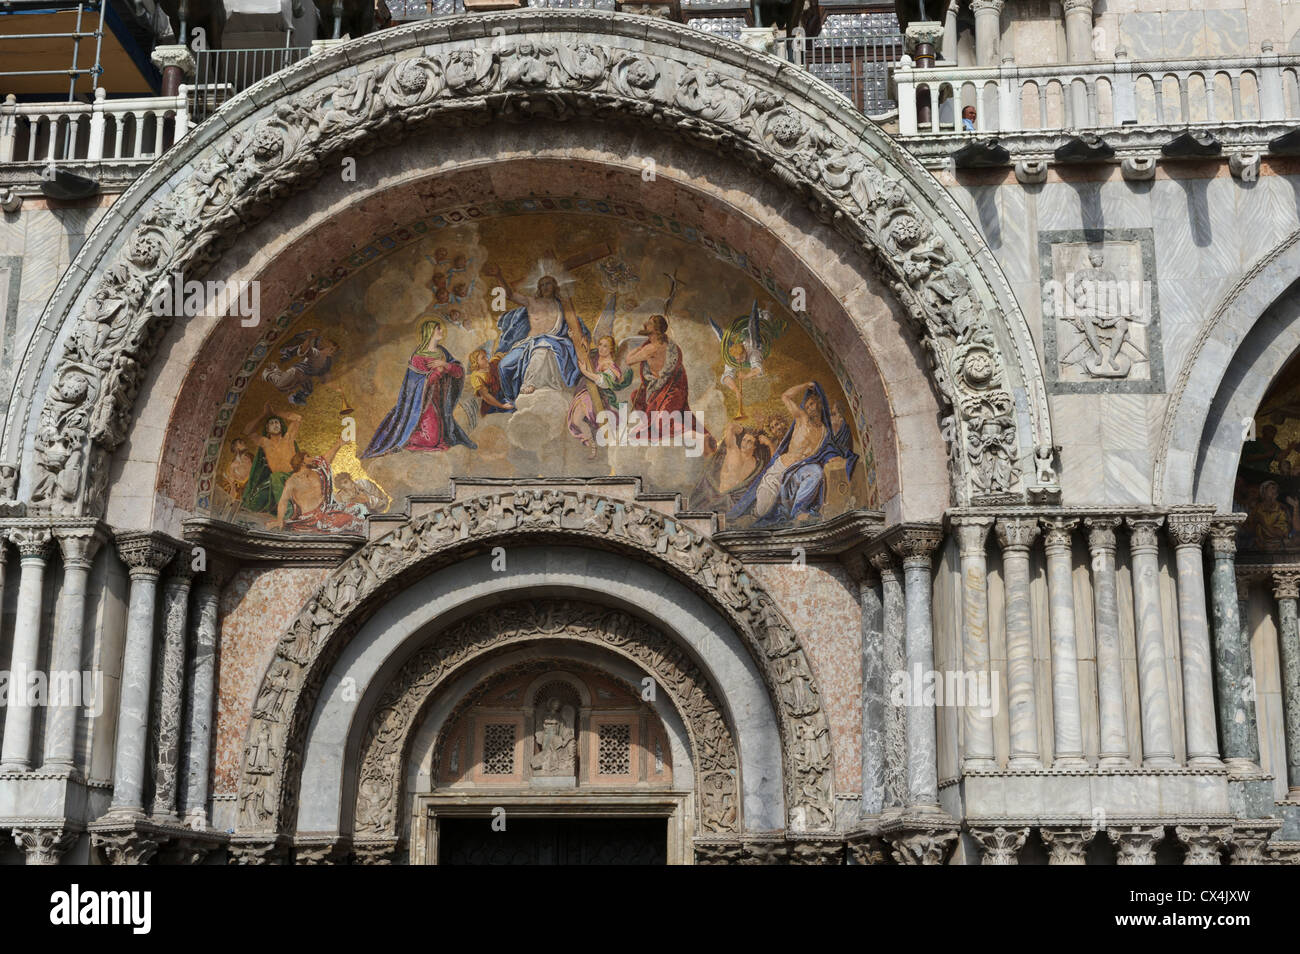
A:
22 12 1050 517
352 600 740 837
237 490 835 834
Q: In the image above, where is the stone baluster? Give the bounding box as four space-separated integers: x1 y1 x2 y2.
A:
1042 517 1086 768
856 555 886 816
44 523 104 771
1166 509 1222 767
1207 518 1260 775
150 559 194 821
971 0 1004 67
954 516 995 771
1126 517 1176 766
870 549 908 812
184 564 227 828
1273 571 1300 799
106 532 177 817
1085 517 1129 766
0 528 52 772
889 527 944 811
996 517 1041 768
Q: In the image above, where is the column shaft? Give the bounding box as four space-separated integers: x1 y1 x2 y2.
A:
0 530 51 772
44 526 102 770
1208 520 1259 773
878 555 908 811
891 528 943 811
1063 0 1096 63
955 518 995 770
997 518 1041 768
1273 573 1300 797
150 568 193 819
184 577 222 826
1127 518 1176 765
1086 517 1129 765
971 0 1003 66
1167 511 1221 766
1043 518 1085 767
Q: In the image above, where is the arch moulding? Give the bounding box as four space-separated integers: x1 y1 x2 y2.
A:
9 9 1055 519
238 489 834 841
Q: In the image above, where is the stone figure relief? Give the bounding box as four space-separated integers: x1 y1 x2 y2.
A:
27 16 1047 526
531 697 576 777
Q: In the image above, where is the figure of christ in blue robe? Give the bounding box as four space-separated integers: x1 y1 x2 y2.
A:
728 382 860 528
493 301 591 404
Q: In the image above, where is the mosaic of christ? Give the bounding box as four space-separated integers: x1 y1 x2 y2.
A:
208 212 876 534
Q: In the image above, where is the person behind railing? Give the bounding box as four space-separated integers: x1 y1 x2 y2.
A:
962 105 976 131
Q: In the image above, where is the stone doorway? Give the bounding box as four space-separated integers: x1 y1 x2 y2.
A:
438 816 667 865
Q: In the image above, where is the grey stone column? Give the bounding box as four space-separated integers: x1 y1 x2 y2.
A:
857 555 886 816
890 527 943 811
150 561 193 821
0 528 52 772
184 569 225 827
1167 510 1222 767
1207 519 1260 775
871 549 908 812
1126 517 1176 766
1273 571 1300 799
996 517 1041 768
1043 518 1086 768
971 0 1003 66
44 524 104 771
1085 517 1129 766
106 532 177 817
1063 0 1095 62
954 517 995 771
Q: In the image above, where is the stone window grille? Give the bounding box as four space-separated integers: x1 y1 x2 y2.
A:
597 722 632 776
482 723 516 775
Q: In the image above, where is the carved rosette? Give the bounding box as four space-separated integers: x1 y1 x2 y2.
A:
969 826 1029 864
1041 826 1095 865
351 600 742 837
27 13 1041 522
235 491 835 837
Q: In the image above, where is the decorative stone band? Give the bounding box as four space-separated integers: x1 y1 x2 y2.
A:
235 489 835 836
349 600 741 838
22 10 1051 521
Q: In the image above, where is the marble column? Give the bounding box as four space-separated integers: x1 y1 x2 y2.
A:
184 569 224 827
107 532 177 817
942 0 959 64
1207 519 1260 774
871 549 908 812
150 561 193 821
954 517 995 771
1166 510 1222 767
1126 517 1176 766
44 524 104 771
971 0 1003 66
1085 517 1129 766
1043 518 1085 768
1063 0 1095 62
857 556 886 816
890 527 944 811
0 528 52 772
996 517 1041 768
1273 571 1300 799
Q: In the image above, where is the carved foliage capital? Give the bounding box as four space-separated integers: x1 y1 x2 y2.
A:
951 517 992 556
114 531 177 577
995 516 1040 551
54 524 104 568
1083 516 1121 553
1126 516 1164 552
12 827 78 864
1166 510 1213 548
888 526 944 566
1041 517 1078 551
1175 825 1230 865
969 826 1029 864
1040 826 1095 865
1274 570 1300 602
7 527 52 559
1108 825 1165 865
1208 518 1243 556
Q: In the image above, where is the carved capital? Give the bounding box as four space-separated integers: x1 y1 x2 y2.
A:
1041 826 1096 865
7 527 51 559
952 517 992 556
92 829 160 865
1083 516 1121 553
115 531 177 579
1126 516 1164 553
12 827 78 864
888 526 944 568
1208 516 1244 556
1041 516 1078 552
886 828 959 865
1108 825 1164 865
995 516 1040 551
1274 570 1300 602
1166 509 1213 549
1175 825 1230 865
54 523 104 569
1062 0 1093 14
867 547 899 580
969 826 1029 864
846 833 890 865
295 838 352 865
969 0 1004 15
1229 826 1275 865
228 836 290 865
150 44 196 76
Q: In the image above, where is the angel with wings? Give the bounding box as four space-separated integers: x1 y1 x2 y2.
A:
709 301 776 420
261 329 339 406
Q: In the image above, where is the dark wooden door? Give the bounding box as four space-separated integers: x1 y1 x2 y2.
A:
438 817 667 865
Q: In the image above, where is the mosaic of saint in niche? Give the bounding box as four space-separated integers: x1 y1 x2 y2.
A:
1236 353 1300 551
206 211 874 534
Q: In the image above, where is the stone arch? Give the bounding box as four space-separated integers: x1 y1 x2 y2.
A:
7 9 1054 520
238 489 833 838
350 600 740 841
1156 228 1300 505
